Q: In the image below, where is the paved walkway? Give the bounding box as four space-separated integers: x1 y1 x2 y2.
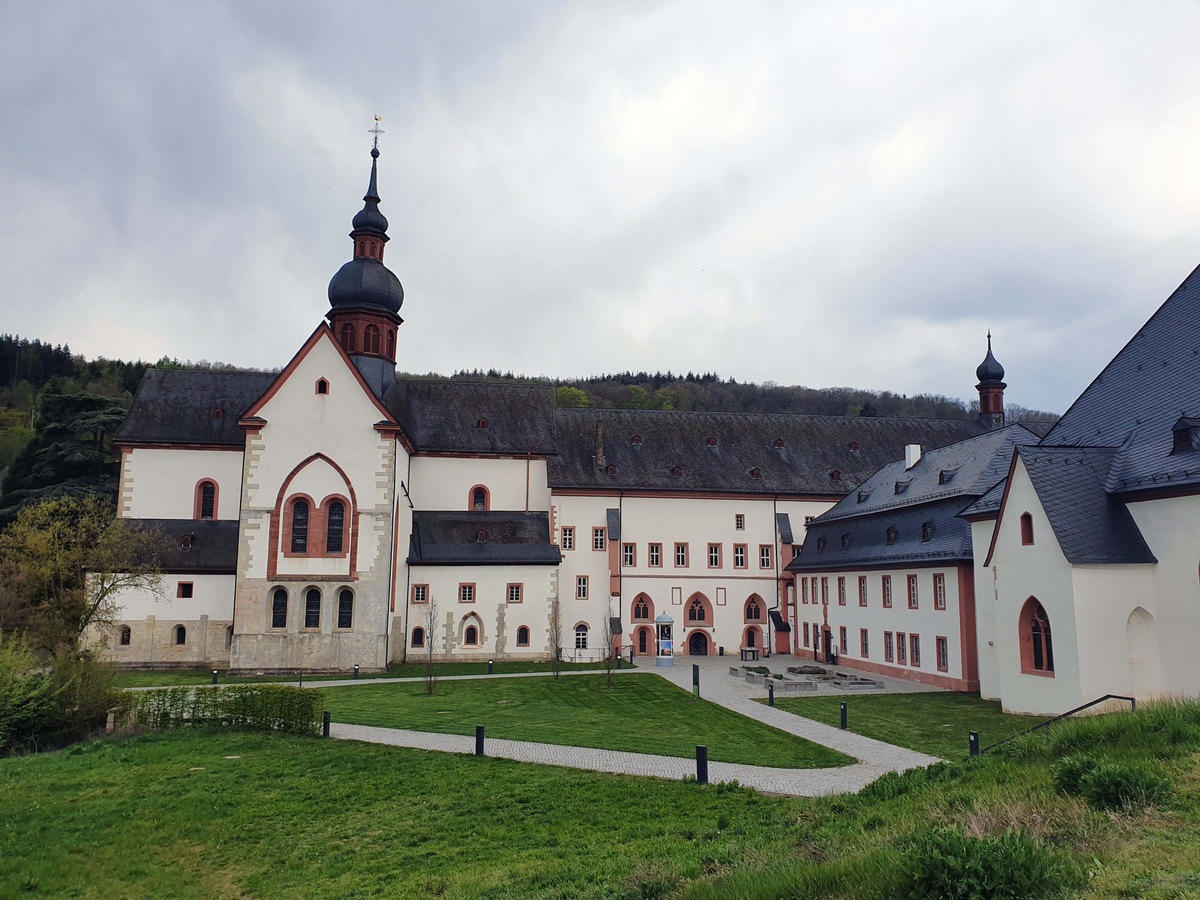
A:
325 657 941 796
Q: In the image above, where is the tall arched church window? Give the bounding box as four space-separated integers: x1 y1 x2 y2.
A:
634 597 650 620
517 625 530 647
364 324 381 354
1020 513 1034 546
197 481 216 520
174 625 186 645
574 624 589 649
688 597 706 623
745 597 762 621
290 500 309 553
119 625 131 646
465 625 479 645
340 323 357 353
411 626 425 648
305 589 321 629
326 501 345 553
337 589 354 629
272 588 288 628
470 486 490 511
1019 598 1054 675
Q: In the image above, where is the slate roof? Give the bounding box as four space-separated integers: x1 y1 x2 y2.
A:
385 380 557 455
1040 262 1200 495
788 425 1039 572
789 498 976 572
131 518 241 574
1015 446 1156 565
407 511 560 566
548 408 986 495
116 369 277 446
959 479 1007 519
813 425 1039 523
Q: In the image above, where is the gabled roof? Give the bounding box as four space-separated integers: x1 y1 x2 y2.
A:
548 407 985 495
1014 446 1156 565
115 370 277 446
1040 262 1200 495
812 424 1038 523
959 479 1007 520
385 380 557 455
407 511 560 566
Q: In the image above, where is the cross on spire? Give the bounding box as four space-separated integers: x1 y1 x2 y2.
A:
369 115 385 151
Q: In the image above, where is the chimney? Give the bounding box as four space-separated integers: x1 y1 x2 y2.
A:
904 444 922 470
596 423 606 469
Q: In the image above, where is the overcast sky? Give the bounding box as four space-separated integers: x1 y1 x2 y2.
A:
3 1 1200 413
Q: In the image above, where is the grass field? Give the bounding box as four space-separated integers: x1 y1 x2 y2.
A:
114 659 624 688
5 701 1200 898
769 691 1037 760
319 673 851 768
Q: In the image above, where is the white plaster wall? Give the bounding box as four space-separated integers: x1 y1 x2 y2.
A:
409 456 551 512
403 565 559 659
121 447 244 519
988 459 1082 714
553 493 833 656
1126 494 1200 698
970 519 1002 700
1071 565 1160 701
794 565 966 682
116 573 235 619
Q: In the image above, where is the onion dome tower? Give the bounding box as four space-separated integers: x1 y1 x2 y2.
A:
327 126 404 395
976 331 1006 429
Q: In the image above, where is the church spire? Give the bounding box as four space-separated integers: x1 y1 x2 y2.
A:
976 331 1006 429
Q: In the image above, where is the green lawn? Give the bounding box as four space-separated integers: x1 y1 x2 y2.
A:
114 659 624 688
320 673 852 768
6 701 1200 899
769 691 1038 760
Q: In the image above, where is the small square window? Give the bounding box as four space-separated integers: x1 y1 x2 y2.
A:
622 543 636 567
759 545 773 568
735 513 745 530
674 543 688 567
649 543 662 567
593 527 606 551
561 527 575 550
576 576 589 599
733 544 747 568
459 583 476 604
412 584 428 604
507 583 523 604
177 582 193 599
707 543 721 568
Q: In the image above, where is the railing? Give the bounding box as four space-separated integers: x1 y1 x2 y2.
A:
974 694 1137 756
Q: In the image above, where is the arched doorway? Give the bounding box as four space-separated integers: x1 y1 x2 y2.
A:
636 626 652 656
1126 607 1161 699
688 630 709 656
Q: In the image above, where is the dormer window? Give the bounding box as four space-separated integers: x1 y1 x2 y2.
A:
631 434 642 446
706 437 717 447
895 480 911 495
886 527 897 545
849 441 859 451
829 470 842 482
816 537 826 552
939 468 957 484
477 418 489 429
750 467 762 478
922 522 933 542
181 533 194 551
212 407 223 419
857 491 870 503
476 530 488 543
672 466 683 477
773 438 784 448
840 534 850 550
315 378 329 395
606 464 617 475
1171 418 1200 453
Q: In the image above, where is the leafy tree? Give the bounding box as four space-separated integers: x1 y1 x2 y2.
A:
0 496 168 651
555 386 589 408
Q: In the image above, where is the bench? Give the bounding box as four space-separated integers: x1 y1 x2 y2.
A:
773 678 817 694
740 647 760 662
728 666 744 678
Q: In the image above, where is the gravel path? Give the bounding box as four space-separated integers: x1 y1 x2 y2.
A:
324 657 941 796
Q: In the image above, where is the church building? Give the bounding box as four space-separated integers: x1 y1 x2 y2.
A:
101 145 1000 674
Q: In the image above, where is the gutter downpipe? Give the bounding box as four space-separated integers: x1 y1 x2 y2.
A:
399 453 415 664
769 494 781 657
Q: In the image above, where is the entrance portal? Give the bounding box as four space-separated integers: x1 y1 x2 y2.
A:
688 630 709 657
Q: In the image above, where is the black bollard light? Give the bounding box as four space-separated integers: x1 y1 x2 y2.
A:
969 731 979 757
768 682 775 706
323 711 331 738
617 655 623 670
840 701 847 730
353 664 360 680
693 663 700 699
488 659 494 675
211 669 218 685
475 724 485 757
696 745 708 785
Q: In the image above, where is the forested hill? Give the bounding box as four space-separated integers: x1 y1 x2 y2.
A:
427 368 1060 423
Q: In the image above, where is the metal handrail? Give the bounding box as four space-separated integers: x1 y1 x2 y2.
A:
977 694 1137 755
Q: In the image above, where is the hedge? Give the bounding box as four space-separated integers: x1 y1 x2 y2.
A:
123 685 323 736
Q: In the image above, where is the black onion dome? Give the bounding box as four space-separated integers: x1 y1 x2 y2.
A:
352 148 389 234
976 333 1005 383
328 258 404 312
